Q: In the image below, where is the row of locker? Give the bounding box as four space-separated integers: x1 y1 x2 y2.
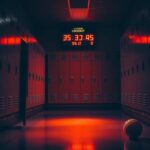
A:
48 52 120 104
121 57 150 78
121 93 150 113
121 53 150 93
0 96 19 117
0 95 45 117
121 14 150 113
0 45 20 97
0 44 45 118
48 93 120 104
27 45 45 96
26 95 45 109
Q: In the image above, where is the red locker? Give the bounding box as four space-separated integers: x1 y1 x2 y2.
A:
91 52 103 103
80 52 92 103
27 50 31 108
39 55 42 98
58 52 70 104
34 51 38 99
48 53 58 104
103 54 110 103
69 52 81 103
36 53 40 105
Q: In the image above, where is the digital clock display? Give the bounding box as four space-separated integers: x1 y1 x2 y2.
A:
61 26 95 49
63 34 94 46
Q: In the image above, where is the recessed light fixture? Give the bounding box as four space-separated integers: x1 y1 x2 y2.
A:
68 0 91 20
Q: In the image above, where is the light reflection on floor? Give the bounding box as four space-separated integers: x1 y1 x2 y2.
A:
0 112 150 150
24 117 123 150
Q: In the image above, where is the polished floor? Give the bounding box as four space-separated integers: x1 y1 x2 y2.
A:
0 111 150 150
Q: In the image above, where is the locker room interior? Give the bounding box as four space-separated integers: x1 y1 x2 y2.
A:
0 0 150 150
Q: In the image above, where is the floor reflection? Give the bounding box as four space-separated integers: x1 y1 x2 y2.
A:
0 112 149 150
23 117 123 150
67 143 94 150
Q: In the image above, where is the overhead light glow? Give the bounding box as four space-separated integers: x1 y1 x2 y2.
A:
0 36 37 45
68 0 91 20
128 35 150 44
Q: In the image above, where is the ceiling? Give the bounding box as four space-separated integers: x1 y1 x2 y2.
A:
20 0 143 24
18 0 146 51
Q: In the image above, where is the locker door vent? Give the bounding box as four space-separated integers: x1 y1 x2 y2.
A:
72 94 78 102
83 94 89 103
0 97 5 117
50 94 57 102
72 54 78 61
61 94 68 102
61 54 67 61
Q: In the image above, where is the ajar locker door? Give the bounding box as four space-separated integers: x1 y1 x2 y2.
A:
57 52 70 104
36 53 40 105
80 52 92 104
69 52 81 104
48 53 59 104
27 48 32 108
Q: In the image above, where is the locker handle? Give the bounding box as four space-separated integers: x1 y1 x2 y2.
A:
70 76 74 79
70 76 74 83
59 76 63 79
81 75 84 79
81 75 84 83
92 77 96 83
59 76 63 83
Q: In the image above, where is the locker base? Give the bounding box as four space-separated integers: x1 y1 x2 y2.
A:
46 103 121 110
122 105 150 125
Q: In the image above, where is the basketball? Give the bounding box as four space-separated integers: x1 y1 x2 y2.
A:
123 119 143 140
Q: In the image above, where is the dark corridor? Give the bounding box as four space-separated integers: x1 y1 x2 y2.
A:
0 0 150 150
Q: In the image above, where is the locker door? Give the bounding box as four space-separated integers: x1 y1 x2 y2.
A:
27 49 32 108
112 53 120 103
48 53 58 104
19 41 29 125
39 53 42 104
31 50 36 107
103 54 114 103
0 54 6 117
69 52 81 103
103 54 111 103
42 55 45 103
146 54 150 113
34 51 38 102
58 52 70 104
91 52 102 103
80 52 92 103
36 53 40 105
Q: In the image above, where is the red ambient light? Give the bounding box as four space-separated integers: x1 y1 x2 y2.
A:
67 144 94 150
0 36 37 45
128 35 150 44
68 0 91 20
